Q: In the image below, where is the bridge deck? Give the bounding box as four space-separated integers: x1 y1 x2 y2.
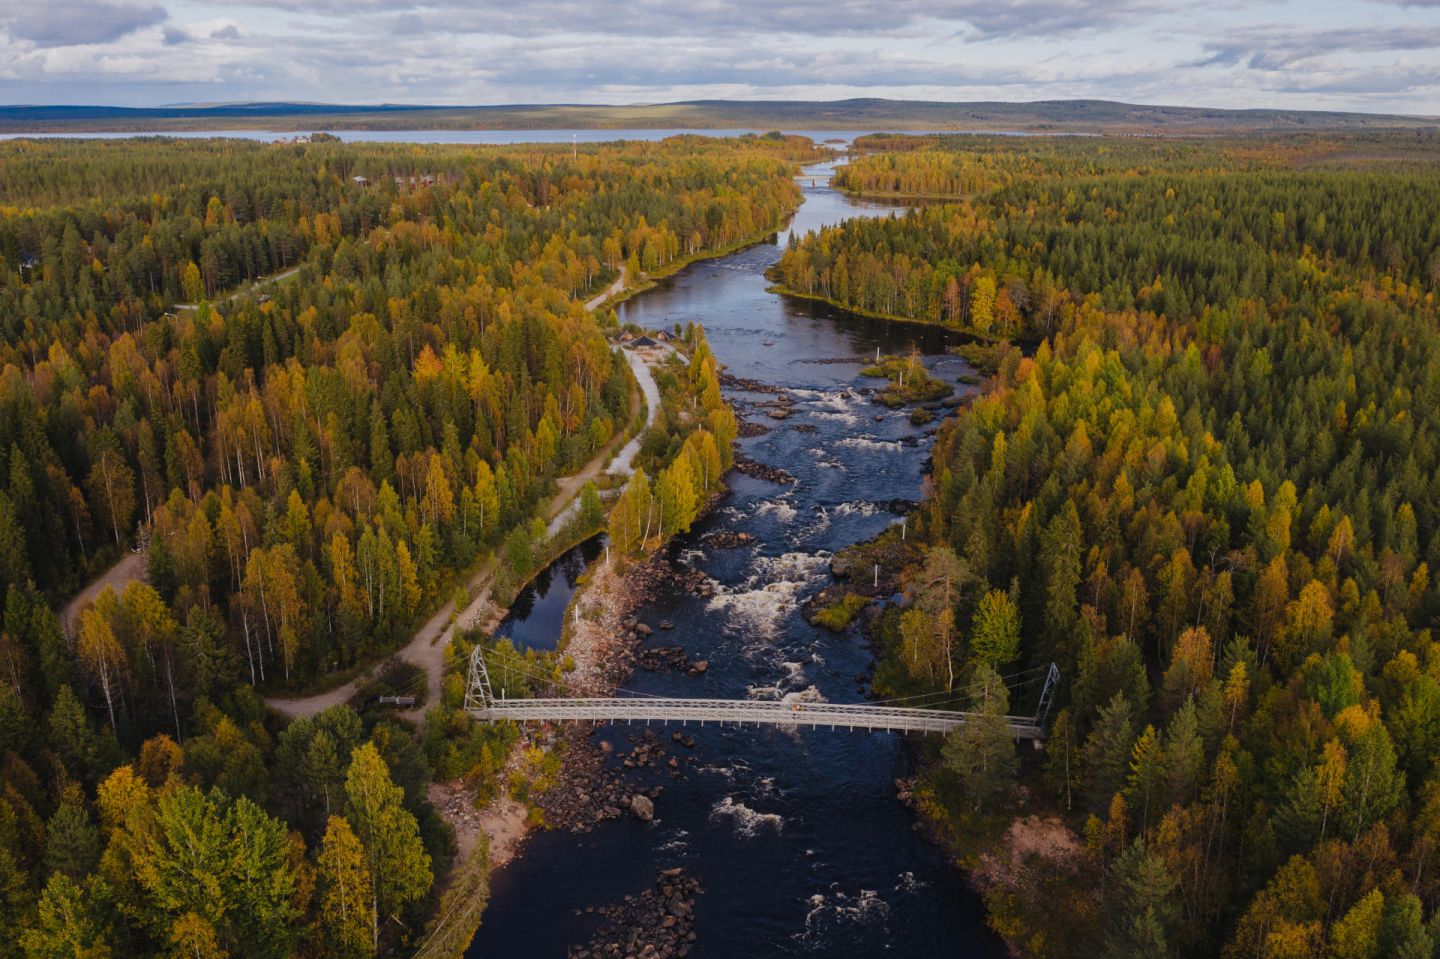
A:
469 697 1043 739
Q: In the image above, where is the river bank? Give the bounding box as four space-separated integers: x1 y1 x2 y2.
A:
466 159 1003 958
763 281 1005 344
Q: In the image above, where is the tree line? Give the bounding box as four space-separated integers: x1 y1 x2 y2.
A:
827 133 1440 957
779 134 1440 340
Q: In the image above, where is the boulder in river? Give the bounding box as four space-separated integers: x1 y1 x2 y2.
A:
635 623 653 637
630 794 655 821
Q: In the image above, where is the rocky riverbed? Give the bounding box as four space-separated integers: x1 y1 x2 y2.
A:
531 726 685 834
731 452 795 484
567 868 704 959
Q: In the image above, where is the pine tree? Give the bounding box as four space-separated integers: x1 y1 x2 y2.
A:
41 803 99 881
970 589 1021 667
1083 693 1136 812
940 662 1015 812
1104 839 1178 959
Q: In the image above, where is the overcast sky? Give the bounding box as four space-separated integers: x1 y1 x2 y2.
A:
2 0 1439 114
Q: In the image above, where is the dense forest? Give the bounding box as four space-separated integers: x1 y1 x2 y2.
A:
813 133 1440 956
780 133 1440 338
0 133 808 957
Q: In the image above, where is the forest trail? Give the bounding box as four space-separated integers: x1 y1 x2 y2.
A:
546 348 660 536
173 264 303 311
266 345 659 720
59 267 313 631
584 266 627 312
59 551 147 635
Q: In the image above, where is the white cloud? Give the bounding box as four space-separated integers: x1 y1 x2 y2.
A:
1 0 166 47
0 0 1438 113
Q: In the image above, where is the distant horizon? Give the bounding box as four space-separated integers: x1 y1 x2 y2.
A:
0 97 1437 120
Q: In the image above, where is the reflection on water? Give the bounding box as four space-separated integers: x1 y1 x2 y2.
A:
495 536 606 652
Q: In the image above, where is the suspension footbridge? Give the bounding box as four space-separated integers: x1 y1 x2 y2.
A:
464 646 1059 741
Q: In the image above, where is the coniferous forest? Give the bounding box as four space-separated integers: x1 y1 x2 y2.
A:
779 132 1440 956
0 133 806 957
9 122 1440 959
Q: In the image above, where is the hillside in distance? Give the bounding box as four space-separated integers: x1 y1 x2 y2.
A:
2 98 1439 133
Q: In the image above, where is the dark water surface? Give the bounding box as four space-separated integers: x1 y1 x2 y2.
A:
467 163 1005 958
494 535 607 652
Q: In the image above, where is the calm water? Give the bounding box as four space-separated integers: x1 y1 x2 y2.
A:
494 536 607 652
0 128 918 144
468 162 1004 958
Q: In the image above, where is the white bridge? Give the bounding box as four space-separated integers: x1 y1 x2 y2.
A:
465 647 1058 741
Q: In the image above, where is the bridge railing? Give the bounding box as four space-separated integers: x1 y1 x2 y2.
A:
474 695 1043 738
464 647 1057 741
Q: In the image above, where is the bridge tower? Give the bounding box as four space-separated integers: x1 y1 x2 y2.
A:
1033 662 1062 727
464 646 495 712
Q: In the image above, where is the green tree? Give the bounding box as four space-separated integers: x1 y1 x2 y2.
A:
1083 693 1136 812
344 743 432 950
134 785 299 959
970 589 1021 666
940 662 1015 812
21 874 115 959
1105 839 1178 959
1328 888 1383 959
42 803 99 881
317 816 375 958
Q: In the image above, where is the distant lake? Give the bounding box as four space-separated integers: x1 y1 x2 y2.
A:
0 127 1059 144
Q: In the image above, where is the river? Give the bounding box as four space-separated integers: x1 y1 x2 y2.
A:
466 162 1005 957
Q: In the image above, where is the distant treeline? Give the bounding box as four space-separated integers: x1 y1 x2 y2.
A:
4 98 1439 133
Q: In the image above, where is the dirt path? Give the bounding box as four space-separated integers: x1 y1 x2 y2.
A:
609 349 662 477
174 265 303 311
268 328 661 721
584 266 627 312
546 348 659 537
59 551 147 635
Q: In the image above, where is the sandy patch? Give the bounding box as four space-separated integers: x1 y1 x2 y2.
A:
972 815 1084 891
428 777 531 870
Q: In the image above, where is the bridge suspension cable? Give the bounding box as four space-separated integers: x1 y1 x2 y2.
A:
465 642 1061 741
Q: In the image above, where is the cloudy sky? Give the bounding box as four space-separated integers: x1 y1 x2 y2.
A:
2 0 1439 114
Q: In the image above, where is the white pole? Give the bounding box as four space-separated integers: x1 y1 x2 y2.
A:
874 564 879 588
902 518 906 541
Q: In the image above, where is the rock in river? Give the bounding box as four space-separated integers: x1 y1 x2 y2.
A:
630 794 655 822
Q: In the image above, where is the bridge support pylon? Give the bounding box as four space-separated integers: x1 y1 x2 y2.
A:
465 646 495 712
1034 662 1061 727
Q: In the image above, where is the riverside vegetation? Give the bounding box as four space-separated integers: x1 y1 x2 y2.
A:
0 132 813 958
780 132 1440 957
